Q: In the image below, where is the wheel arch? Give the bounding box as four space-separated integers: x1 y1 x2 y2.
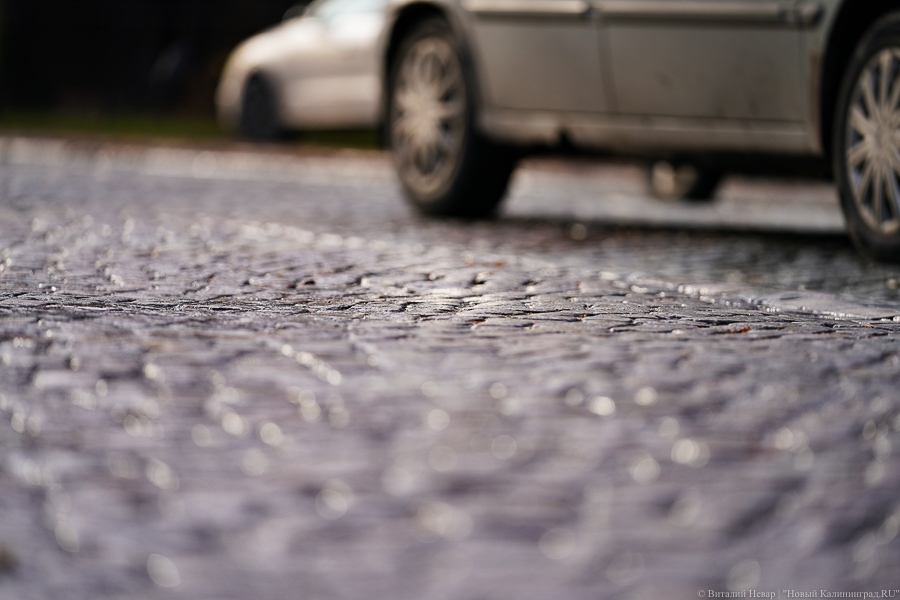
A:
384 3 452 71
820 1 900 161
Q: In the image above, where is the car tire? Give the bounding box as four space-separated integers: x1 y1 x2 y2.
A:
387 18 517 218
646 160 722 202
240 74 283 142
834 13 900 262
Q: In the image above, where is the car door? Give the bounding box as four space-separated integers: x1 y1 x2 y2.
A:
462 0 608 113
596 0 820 122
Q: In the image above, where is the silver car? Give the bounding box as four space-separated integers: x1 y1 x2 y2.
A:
221 0 900 261
380 0 900 261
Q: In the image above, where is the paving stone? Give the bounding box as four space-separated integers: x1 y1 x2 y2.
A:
1 143 899 598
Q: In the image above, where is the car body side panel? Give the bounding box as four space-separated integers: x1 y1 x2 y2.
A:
386 0 842 155
270 14 383 128
281 73 381 127
467 0 839 154
596 0 813 123
467 18 607 112
424 0 828 153
604 24 806 121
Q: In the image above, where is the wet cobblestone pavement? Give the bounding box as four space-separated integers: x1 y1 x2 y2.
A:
1 137 900 599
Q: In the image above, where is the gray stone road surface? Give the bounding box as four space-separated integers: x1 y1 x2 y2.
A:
1 137 900 599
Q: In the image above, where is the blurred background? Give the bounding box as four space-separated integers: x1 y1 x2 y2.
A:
0 0 302 137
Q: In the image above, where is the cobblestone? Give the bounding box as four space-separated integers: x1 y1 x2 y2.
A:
1 139 899 599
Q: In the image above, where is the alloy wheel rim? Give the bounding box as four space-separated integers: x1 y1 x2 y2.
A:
845 47 900 235
391 36 466 196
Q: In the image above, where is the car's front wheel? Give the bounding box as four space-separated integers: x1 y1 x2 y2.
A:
834 13 900 262
388 18 517 217
240 74 283 141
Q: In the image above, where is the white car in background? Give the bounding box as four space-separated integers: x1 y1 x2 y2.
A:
216 0 386 139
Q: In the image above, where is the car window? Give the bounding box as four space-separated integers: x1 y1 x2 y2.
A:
308 0 384 21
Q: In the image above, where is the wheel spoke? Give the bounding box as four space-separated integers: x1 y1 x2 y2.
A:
879 50 891 110
391 114 413 142
420 53 439 88
870 163 880 224
412 138 427 171
403 50 428 93
434 60 462 99
424 141 438 172
435 99 464 121
850 105 876 139
394 87 426 115
856 158 875 202
847 140 870 168
862 69 879 119
885 143 900 173
874 163 886 224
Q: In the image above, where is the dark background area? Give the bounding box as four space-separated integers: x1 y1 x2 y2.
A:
0 0 302 118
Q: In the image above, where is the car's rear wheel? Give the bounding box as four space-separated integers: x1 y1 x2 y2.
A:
388 18 516 217
240 74 283 141
834 14 900 262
